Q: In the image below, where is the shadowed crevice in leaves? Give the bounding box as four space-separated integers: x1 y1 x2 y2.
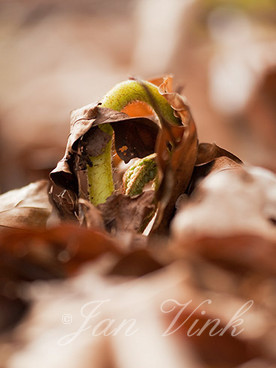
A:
48 184 79 223
186 142 243 195
112 118 159 163
50 104 159 191
98 191 156 233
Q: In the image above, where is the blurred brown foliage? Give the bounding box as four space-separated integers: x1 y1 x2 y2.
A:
0 1 275 367
0 0 276 192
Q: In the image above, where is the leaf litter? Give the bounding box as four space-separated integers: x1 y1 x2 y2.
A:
0 76 275 367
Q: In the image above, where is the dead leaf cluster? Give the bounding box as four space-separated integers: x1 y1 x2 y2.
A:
0 76 275 367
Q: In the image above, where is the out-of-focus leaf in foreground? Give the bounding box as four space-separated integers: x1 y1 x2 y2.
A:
172 166 276 241
0 76 275 368
2 242 275 368
0 224 120 338
0 224 120 282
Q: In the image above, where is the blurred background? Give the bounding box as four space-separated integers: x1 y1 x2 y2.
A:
0 0 275 192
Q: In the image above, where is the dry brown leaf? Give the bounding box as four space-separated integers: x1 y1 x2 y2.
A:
172 166 276 241
187 156 243 196
4 252 274 368
2 259 201 368
98 191 156 233
50 104 159 190
161 301 259 367
78 198 105 230
196 142 242 166
173 234 276 276
108 248 163 277
150 76 198 233
0 224 121 282
49 103 159 226
186 143 243 195
0 180 51 231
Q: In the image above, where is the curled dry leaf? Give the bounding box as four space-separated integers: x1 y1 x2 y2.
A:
49 103 159 226
48 184 79 224
49 76 199 234
150 76 198 233
50 104 159 188
187 142 243 195
49 77 245 236
0 180 51 231
196 142 243 167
